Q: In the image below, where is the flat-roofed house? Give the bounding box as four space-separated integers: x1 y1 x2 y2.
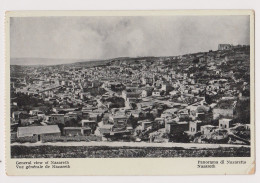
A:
63 127 91 136
138 120 154 131
20 117 37 126
50 114 65 124
122 90 141 102
169 90 178 96
213 108 234 120
88 113 99 122
29 109 40 116
141 77 153 85
81 119 97 133
161 83 171 93
154 117 165 127
12 111 28 120
110 115 128 126
213 99 236 120
188 120 202 134
165 121 189 135
219 118 232 129
97 124 113 136
141 89 153 98
218 44 232 50
152 90 161 97
200 125 217 135
17 125 61 141
65 112 78 120
82 111 89 119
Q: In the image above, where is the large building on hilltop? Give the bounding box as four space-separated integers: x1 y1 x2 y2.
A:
218 44 232 51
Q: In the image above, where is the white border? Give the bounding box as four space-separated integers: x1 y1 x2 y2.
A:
0 0 259 182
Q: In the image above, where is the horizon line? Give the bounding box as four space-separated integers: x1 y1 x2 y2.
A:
10 44 250 66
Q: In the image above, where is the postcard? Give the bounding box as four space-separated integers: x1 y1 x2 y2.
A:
5 10 255 175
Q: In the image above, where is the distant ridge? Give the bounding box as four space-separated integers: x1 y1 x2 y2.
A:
10 56 158 66
10 58 98 66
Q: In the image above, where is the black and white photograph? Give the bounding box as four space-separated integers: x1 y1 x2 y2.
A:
9 13 252 159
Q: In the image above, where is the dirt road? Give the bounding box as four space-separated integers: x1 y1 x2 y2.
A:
11 141 250 149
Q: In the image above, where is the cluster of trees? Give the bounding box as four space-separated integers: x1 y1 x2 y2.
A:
101 96 125 109
111 84 126 92
127 112 156 130
234 98 250 124
12 93 44 108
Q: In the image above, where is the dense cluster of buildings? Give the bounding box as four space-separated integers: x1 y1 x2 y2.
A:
10 44 251 145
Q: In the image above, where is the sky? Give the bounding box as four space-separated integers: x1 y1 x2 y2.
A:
10 15 250 64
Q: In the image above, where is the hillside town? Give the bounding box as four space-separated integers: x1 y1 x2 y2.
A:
10 44 251 146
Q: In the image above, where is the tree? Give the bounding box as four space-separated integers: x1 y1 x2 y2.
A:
234 99 250 124
57 123 65 134
127 115 138 129
58 110 67 114
160 90 165 96
18 119 21 126
138 112 145 120
65 118 79 127
146 113 155 121
131 103 137 110
205 93 213 104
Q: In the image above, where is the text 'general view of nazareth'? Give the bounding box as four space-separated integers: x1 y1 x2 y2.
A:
9 15 251 158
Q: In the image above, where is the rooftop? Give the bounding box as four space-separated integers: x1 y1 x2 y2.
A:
64 127 91 130
81 120 96 123
18 125 60 137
